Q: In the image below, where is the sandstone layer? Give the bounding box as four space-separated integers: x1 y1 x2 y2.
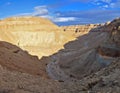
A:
0 16 75 58
60 24 105 37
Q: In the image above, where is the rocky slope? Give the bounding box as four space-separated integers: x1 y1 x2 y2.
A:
0 41 48 78
46 31 108 81
0 64 62 93
47 18 120 81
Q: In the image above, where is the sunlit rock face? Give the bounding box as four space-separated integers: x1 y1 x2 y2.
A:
0 16 75 58
60 24 104 37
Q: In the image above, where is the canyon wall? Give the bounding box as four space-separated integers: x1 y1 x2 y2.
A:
0 17 75 58
47 18 120 81
0 16 107 58
60 24 105 37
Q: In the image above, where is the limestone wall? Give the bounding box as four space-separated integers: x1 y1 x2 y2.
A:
60 24 105 37
0 17 59 32
61 24 105 32
0 17 75 58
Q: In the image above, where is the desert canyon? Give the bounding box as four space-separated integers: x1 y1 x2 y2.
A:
0 16 120 93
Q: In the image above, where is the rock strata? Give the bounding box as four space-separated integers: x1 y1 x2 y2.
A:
0 17 75 58
60 24 104 37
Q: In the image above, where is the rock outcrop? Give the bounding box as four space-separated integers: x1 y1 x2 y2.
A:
98 18 120 58
60 24 105 37
46 31 108 81
47 18 120 82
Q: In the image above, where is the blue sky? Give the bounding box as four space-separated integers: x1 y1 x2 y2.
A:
0 0 120 25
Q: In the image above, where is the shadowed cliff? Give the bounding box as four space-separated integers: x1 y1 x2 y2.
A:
46 18 120 81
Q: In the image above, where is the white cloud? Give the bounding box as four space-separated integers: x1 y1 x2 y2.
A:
103 5 109 8
92 0 119 8
53 17 76 22
56 9 120 25
109 0 120 8
32 6 48 16
13 5 49 17
12 5 77 23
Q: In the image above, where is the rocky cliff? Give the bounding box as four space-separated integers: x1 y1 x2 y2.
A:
0 17 75 58
47 18 120 82
98 18 120 58
60 24 105 37
47 31 109 81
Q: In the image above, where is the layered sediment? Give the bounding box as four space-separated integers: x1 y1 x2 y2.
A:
0 17 75 58
60 24 105 37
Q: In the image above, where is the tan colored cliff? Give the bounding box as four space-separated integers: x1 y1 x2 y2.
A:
0 16 75 58
60 24 104 37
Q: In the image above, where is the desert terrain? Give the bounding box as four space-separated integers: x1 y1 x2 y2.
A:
0 16 120 93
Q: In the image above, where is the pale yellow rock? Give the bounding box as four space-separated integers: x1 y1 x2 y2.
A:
0 16 75 58
60 24 102 37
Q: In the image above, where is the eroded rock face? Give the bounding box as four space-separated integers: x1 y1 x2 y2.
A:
0 16 75 58
47 18 120 81
109 18 120 46
60 24 104 37
47 31 109 81
98 18 120 58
